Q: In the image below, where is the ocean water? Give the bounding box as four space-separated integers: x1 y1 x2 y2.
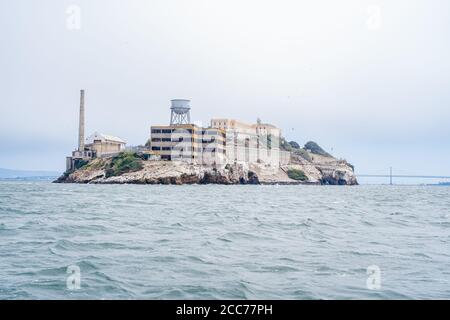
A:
0 181 449 300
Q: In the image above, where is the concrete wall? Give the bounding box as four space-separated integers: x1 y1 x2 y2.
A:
87 141 124 157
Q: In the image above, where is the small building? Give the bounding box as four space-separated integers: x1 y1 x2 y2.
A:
85 132 126 157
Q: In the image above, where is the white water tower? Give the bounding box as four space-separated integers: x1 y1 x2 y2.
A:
170 99 191 125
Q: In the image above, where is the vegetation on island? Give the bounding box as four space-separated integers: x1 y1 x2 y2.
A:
280 138 313 161
74 159 89 170
83 158 106 170
62 159 89 177
287 169 308 181
280 137 294 151
105 152 144 178
288 140 300 149
56 134 358 184
304 141 331 157
293 148 312 162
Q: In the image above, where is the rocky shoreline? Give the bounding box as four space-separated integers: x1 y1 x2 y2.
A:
54 146 358 186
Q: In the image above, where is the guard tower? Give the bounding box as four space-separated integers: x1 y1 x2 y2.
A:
170 99 191 125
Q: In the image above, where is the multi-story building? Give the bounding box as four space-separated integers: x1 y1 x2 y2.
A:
210 118 289 166
149 100 290 166
150 124 226 164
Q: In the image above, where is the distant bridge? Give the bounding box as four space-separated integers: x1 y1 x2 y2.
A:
294 162 449 184
356 167 450 184
357 174 450 179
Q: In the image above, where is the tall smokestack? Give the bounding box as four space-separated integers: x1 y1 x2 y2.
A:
78 89 85 152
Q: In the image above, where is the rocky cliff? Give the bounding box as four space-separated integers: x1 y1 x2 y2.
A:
55 159 260 185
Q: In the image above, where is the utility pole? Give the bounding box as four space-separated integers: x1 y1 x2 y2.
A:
390 167 393 185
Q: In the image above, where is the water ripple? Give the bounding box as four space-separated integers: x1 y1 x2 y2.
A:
0 181 449 299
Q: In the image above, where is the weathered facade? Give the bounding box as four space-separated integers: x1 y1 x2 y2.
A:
149 117 291 167
150 124 226 164
210 118 289 166
85 132 126 157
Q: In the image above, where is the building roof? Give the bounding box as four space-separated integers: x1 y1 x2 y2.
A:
254 123 278 129
86 132 126 144
211 118 279 130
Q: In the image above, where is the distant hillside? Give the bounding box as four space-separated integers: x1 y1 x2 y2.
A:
0 168 61 179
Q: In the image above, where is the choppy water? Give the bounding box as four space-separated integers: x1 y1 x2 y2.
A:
0 181 449 299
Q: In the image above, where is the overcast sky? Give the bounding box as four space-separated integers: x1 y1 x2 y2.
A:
1 0 449 177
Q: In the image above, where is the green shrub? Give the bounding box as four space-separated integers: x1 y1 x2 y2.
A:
293 148 312 162
84 159 104 170
105 152 143 178
280 138 302 151
304 141 331 157
74 159 89 169
63 169 74 177
280 137 292 151
287 169 308 181
289 141 300 149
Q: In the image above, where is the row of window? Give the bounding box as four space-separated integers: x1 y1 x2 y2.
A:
151 128 225 137
151 129 185 134
152 138 225 145
152 129 195 134
161 155 196 160
152 137 178 142
152 146 171 151
152 146 225 153
160 155 227 161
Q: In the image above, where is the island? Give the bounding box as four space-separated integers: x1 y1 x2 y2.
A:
54 140 357 185
54 91 357 185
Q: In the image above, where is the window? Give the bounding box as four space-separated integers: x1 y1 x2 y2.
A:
162 129 172 134
151 138 161 142
151 129 162 134
162 138 171 142
152 146 160 151
202 138 215 143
